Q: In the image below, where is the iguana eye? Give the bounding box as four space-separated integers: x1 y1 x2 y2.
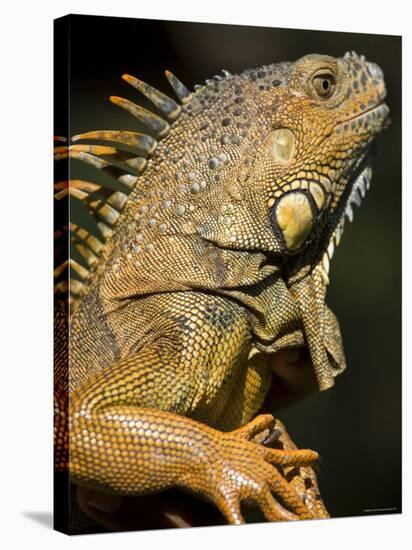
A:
312 71 336 98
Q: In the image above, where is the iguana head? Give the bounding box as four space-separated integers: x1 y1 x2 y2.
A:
248 52 389 265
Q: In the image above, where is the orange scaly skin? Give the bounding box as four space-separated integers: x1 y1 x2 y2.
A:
54 52 389 530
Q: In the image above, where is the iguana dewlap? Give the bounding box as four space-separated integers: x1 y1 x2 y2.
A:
54 52 389 527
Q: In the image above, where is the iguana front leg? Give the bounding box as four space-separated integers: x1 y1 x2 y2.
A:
68 294 320 524
70 381 318 523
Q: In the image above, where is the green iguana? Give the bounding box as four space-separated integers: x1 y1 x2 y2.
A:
54 51 389 531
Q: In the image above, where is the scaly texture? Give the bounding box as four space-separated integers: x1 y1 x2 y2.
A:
54 52 389 530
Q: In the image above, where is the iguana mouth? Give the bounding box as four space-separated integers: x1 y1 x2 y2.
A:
337 100 389 128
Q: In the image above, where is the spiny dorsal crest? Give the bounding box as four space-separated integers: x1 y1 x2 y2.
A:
54 70 198 314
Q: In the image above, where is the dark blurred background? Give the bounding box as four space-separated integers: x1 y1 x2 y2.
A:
59 14 401 520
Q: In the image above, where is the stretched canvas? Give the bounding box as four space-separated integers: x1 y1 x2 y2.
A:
54 14 401 535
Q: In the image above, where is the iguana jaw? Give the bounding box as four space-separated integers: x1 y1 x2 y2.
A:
285 147 373 288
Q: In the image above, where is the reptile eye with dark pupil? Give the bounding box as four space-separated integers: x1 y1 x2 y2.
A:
312 73 336 98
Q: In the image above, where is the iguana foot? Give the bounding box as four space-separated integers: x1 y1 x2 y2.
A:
257 417 329 519
180 414 320 524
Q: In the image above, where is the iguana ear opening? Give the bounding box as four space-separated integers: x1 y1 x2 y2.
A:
270 128 296 163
